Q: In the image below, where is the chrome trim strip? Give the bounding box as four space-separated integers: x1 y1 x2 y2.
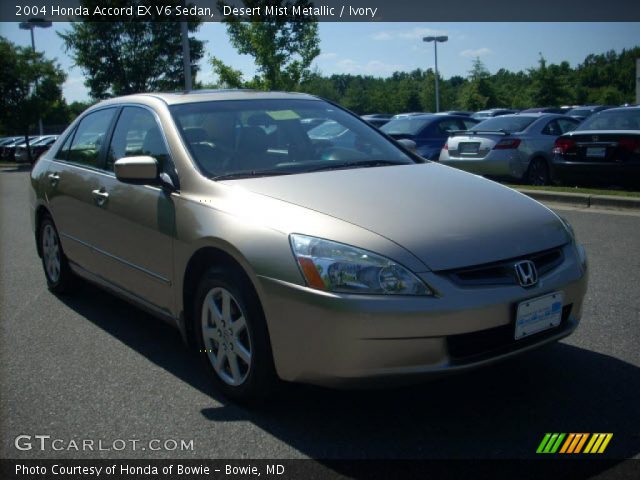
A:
60 232 171 285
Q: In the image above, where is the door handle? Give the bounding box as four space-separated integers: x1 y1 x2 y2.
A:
91 188 109 207
48 172 60 186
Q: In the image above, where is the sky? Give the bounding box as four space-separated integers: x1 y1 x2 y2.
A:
1 21 638 102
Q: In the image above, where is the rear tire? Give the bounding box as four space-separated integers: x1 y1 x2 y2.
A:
193 266 277 404
39 216 75 294
525 157 550 186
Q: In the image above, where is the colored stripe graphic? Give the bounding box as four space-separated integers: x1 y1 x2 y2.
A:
583 433 598 453
559 433 575 453
537 433 552 453
598 434 613 453
574 433 589 453
537 433 613 454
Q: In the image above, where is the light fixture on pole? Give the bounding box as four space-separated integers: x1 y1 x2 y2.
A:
422 35 448 113
19 18 52 136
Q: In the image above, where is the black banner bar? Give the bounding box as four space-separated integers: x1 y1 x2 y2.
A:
3 0 640 22
2 459 640 480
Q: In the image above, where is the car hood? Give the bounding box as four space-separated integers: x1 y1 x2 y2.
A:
222 163 569 271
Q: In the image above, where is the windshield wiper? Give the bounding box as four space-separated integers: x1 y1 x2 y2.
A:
212 170 294 181
304 160 409 174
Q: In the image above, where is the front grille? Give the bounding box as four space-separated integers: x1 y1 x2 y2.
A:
446 247 564 287
447 304 572 360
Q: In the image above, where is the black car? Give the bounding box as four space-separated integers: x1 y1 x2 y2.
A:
551 107 640 187
380 114 479 160
566 105 614 122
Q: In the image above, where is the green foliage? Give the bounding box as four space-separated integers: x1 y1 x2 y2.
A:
212 0 320 90
295 47 639 114
0 36 66 139
60 1 204 99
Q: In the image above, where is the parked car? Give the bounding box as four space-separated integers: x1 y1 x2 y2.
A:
566 105 614 122
30 91 587 402
392 112 431 119
520 107 568 115
361 114 393 128
551 106 640 187
0 136 38 161
15 136 59 164
439 114 580 185
436 111 473 117
471 109 518 120
299 117 325 132
307 119 357 149
0 136 23 146
380 114 479 159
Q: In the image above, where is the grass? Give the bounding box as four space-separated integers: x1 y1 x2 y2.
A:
506 183 640 198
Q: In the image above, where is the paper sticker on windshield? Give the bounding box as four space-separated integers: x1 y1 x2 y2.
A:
266 110 300 120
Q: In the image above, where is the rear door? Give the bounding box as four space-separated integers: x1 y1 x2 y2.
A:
45 107 118 272
84 106 176 313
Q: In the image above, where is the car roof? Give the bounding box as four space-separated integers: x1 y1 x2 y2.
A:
96 89 321 107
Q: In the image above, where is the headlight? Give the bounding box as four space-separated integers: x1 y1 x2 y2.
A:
290 234 433 295
559 216 576 242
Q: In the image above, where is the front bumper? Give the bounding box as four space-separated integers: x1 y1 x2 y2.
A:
258 244 587 387
440 151 528 179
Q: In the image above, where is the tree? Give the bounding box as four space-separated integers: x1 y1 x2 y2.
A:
212 0 320 90
457 58 497 110
0 37 66 160
527 55 570 107
60 1 204 99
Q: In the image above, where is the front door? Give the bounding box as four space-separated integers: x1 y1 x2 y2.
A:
85 106 176 314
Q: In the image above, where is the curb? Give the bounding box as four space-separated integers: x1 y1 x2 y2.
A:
517 188 640 211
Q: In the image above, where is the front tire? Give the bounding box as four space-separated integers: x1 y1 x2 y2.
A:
39 216 75 294
193 266 277 403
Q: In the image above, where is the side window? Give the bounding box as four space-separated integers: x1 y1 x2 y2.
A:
66 109 116 167
541 120 561 136
107 107 170 172
55 130 75 160
557 119 579 134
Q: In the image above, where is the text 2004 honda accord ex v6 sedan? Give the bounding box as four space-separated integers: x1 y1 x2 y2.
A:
30 91 588 402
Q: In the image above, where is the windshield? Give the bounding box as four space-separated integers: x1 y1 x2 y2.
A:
472 116 536 133
380 117 430 136
170 99 414 179
577 109 640 130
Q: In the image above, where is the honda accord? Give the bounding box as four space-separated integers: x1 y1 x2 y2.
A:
30 90 588 402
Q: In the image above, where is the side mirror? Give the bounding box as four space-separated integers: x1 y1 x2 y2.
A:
114 156 159 184
397 138 417 153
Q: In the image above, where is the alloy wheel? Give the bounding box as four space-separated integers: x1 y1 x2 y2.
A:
201 287 252 386
42 224 61 283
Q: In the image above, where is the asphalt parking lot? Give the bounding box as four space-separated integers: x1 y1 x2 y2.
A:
1 169 639 462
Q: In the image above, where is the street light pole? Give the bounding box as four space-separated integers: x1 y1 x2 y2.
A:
423 35 448 113
19 18 52 136
180 21 193 91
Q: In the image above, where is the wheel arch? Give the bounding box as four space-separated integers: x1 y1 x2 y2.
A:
180 244 269 348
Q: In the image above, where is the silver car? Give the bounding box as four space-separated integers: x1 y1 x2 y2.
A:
439 114 580 185
30 91 588 402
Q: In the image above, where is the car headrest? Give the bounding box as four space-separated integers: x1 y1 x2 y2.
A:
183 127 209 144
236 127 268 154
